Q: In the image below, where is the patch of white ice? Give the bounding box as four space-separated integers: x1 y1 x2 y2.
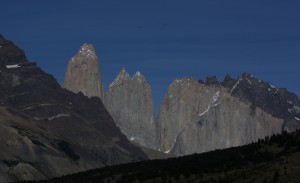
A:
230 78 242 94
164 138 177 154
198 91 220 116
23 103 52 110
246 78 252 85
48 113 70 121
6 64 20 69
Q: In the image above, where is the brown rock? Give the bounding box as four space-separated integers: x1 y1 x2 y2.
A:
63 44 104 99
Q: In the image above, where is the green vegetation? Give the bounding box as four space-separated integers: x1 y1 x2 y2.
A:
22 130 300 183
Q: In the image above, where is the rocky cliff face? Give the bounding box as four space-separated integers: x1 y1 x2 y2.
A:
105 68 156 149
156 74 300 156
0 35 147 182
64 44 104 99
61 40 300 158
0 35 27 67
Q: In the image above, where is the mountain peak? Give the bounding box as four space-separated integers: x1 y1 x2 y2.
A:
63 43 104 99
118 68 130 78
105 69 155 149
109 68 130 88
133 71 145 81
0 35 27 67
74 43 97 59
134 71 142 77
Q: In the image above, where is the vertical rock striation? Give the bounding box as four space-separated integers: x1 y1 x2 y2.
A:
155 75 299 156
64 44 104 99
105 68 156 149
61 40 300 158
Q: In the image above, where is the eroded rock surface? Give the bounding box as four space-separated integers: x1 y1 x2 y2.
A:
156 75 299 156
105 69 156 149
64 44 104 99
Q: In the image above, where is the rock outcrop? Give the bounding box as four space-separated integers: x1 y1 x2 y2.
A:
0 35 27 67
61 41 300 158
105 68 156 149
156 74 300 156
64 43 104 99
0 107 101 182
0 35 147 182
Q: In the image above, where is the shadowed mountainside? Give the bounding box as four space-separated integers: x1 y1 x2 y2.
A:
23 130 300 183
0 35 147 182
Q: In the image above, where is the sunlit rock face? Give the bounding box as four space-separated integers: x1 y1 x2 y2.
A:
156 74 300 156
105 69 156 149
60 38 300 158
64 43 104 99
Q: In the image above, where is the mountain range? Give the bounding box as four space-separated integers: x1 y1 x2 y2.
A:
0 35 299 182
64 41 300 157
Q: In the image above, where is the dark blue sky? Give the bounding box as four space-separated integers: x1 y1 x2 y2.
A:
1 0 300 112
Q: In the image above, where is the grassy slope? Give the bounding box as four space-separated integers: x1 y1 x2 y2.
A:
23 130 300 183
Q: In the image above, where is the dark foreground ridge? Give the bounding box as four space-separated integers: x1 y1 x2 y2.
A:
0 35 147 182
22 130 300 183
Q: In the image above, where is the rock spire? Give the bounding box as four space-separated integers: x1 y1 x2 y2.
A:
105 69 156 149
64 43 104 99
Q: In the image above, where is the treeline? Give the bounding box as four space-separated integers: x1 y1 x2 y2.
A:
21 130 300 183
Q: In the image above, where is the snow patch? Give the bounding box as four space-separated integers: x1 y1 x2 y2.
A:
245 78 252 85
23 103 52 110
288 105 300 113
134 71 142 77
230 78 242 94
70 57 75 63
133 71 145 82
79 44 96 58
198 107 210 116
164 149 171 154
109 69 130 88
198 91 220 116
170 79 180 86
164 139 177 154
212 91 220 103
130 137 135 141
294 105 300 113
295 117 300 121
48 113 70 121
6 64 21 69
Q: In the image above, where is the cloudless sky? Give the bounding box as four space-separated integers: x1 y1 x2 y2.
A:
1 0 300 113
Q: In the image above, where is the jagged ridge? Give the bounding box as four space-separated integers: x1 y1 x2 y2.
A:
0 35 148 182
105 68 156 149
